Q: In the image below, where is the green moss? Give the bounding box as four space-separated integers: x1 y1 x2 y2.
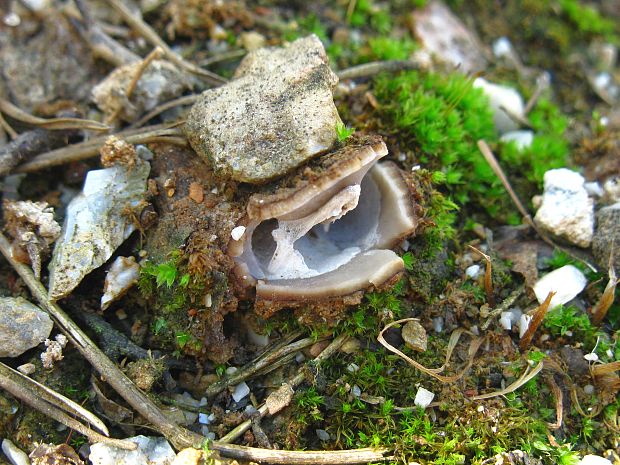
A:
366 36 417 61
373 71 505 216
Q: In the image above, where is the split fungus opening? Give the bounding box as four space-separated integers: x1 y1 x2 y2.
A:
228 136 418 303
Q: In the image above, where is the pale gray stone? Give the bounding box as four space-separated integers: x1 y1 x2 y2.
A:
0 297 53 358
48 159 150 300
534 169 594 247
184 35 342 184
592 202 620 273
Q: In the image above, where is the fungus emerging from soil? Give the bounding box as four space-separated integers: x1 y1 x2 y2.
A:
228 135 417 311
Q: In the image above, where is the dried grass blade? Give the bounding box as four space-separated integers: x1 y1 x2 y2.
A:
591 361 620 377
468 245 495 306
592 264 618 325
3 362 109 435
0 99 109 132
519 291 555 351
378 318 483 382
470 360 543 400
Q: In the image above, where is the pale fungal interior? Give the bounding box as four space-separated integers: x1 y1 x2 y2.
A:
244 168 383 280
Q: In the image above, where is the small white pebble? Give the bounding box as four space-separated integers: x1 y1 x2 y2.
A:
226 367 238 375
2 439 30 465
499 312 512 330
565 330 573 337
3 12 21 27
594 72 612 90
583 384 595 395
476 405 485 413
432 317 444 333
492 37 512 58
401 239 410 251
470 325 480 336
231 226 246 241
606 349 614 358
232 382 250 402
539 334 550 343
414 387 435 408
465 264 481 279
198 413 210 424
584 352 599 362
578 454 613 465
351 385 361 397
204 294 212 307
295 352 306 363
518 314 532 339
347 363 359 373
411 165 421 171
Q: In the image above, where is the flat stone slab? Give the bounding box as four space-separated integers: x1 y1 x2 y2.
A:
184 35 341 184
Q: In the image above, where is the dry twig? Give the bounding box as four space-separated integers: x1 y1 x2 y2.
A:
519 291 555 351
337 60 423 81
107 0 226 86
15 125 184 173
468 245 495 306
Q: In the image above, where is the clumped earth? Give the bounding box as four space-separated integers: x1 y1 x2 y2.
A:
0 1 619 465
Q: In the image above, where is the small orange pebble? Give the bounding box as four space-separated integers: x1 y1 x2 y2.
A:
188 182 204 203
188 308 198 317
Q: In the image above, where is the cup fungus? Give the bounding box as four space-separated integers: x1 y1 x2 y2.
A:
228 135 418 317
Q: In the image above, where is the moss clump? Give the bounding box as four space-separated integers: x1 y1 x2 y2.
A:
373 71 505 217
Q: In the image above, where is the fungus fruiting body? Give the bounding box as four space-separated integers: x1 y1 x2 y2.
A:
228 135 418 315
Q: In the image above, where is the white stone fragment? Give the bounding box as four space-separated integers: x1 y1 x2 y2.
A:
90 435 175 465
583 384 595 395
533 265 587 309
198 413 209 424
232 382 250 402
231 226 246 241
414 387 435 408
534 169 594 247
101 256 140 310
16 363 35 375
473 78 525 134
48 159 150 300
499 312 513 330
2 439 30 465
432 317 444 333
500 130 534 150
465 264 481 279
518 314 532 339
347 363 360 373
351 385 362 397
492 37 513 58
578 455 612 465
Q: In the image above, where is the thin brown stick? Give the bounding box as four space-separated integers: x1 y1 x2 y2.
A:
0 99 109 132
0 364 136 450
592 263 618 325
0 111 18 139
544 374 563 430
0 232 202 450
519 291 555 351
15 125 183 173
337 60 423 81
106 0 226 86
468 245 495 307
206 332 316 398
126 47 164 99
481 285 524 330
218 334 350 444
0 362 109 435
524 73 550 115
129 94 200 128
209 443 390 465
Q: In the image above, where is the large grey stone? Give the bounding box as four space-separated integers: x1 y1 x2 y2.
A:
184 35 341 184
0 297 53 358
534 169 594 247
592 202 620 273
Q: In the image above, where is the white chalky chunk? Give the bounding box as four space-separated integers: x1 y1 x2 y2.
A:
232 382 250 402
533 265 587 309
414 387 435 408
231 226 246 241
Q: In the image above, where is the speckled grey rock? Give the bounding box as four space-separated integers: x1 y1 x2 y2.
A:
0 297 53 358
534 169 594 247
184 35 341 184
592 202 620 273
